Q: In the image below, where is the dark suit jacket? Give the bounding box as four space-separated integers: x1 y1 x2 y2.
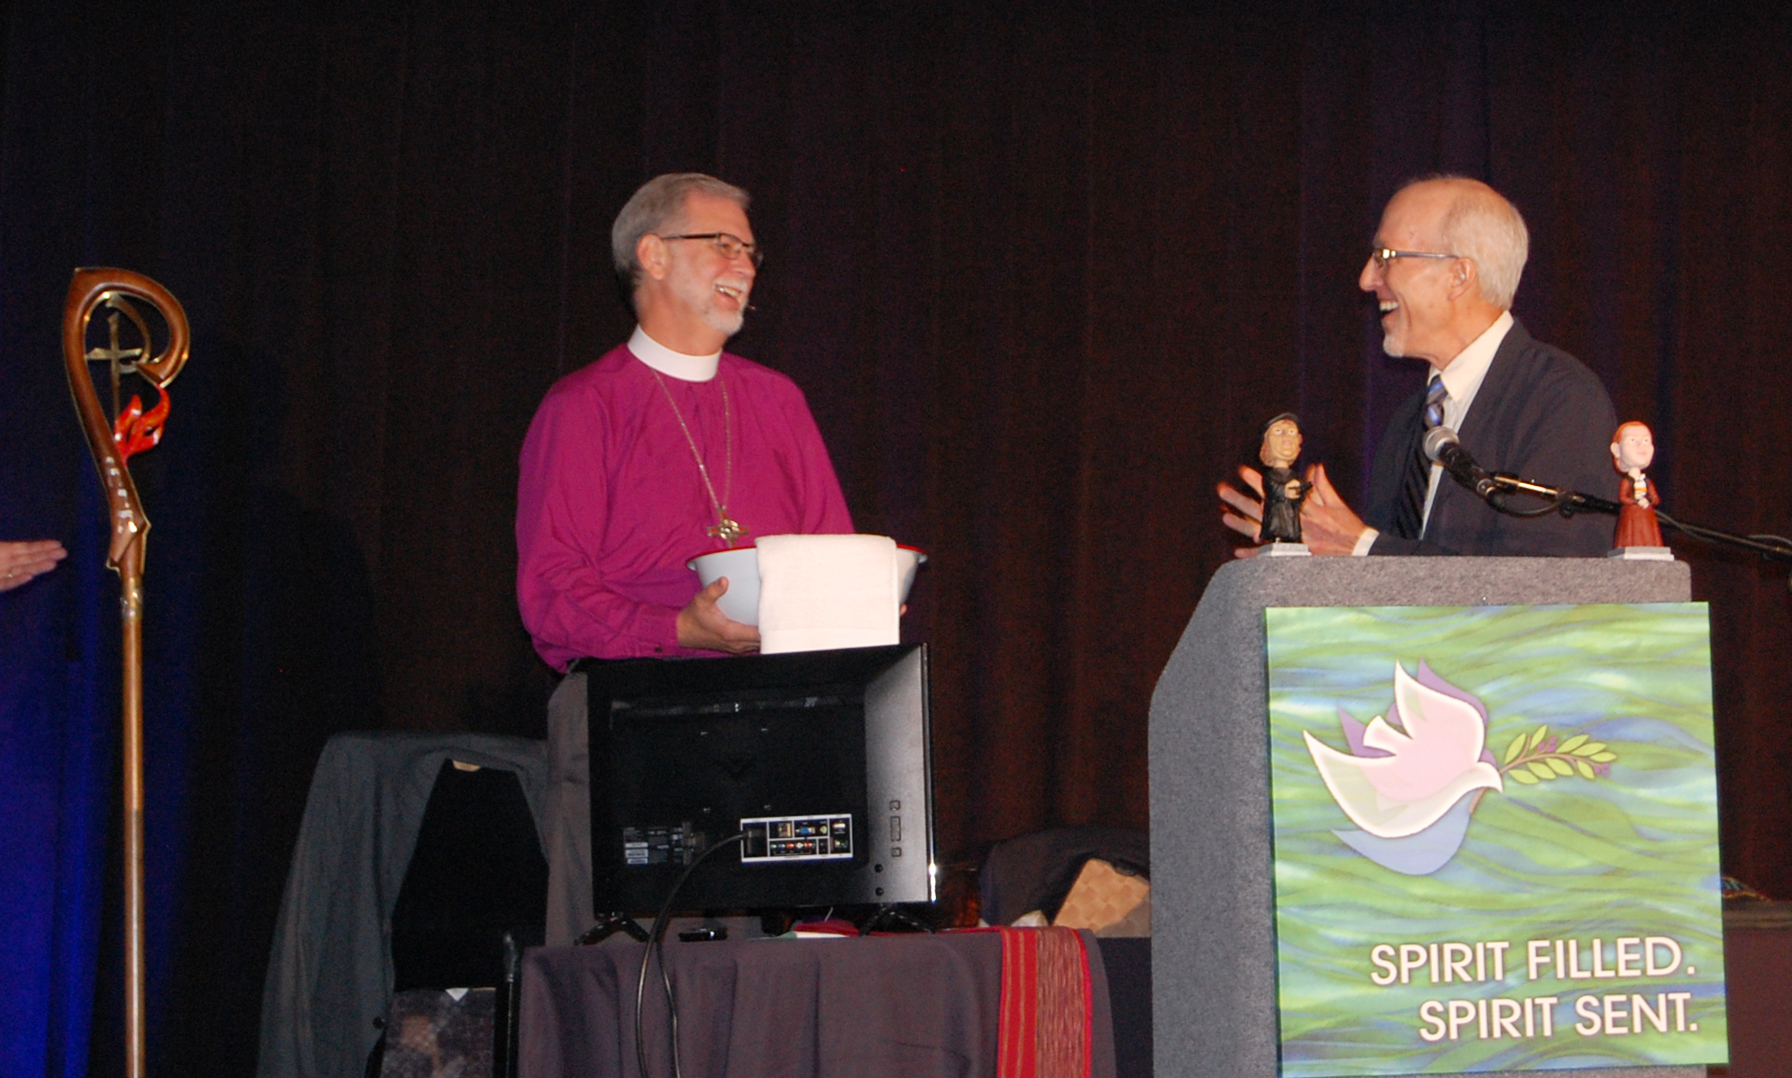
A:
1364 318 1617 556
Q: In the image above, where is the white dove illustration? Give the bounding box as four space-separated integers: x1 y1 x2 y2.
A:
1303 662 1504 839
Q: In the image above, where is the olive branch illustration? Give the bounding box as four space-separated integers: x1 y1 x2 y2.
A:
1499 725 1618 785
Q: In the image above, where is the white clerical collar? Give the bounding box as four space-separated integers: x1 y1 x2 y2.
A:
628 325 721 382
1434 309 1513 420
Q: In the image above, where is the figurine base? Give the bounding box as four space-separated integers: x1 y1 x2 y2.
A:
1607 546 1674 562
1260 542 1311 557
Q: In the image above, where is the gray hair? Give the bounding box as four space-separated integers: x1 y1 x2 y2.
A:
1413 175 1529 309
610 173 751 288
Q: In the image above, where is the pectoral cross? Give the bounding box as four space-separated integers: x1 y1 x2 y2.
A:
86 309 145 419
707 513 747 547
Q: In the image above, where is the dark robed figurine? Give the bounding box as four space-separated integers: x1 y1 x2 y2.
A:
1257 413 1310 544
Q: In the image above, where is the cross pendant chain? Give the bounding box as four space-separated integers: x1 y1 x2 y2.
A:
651 368 747 548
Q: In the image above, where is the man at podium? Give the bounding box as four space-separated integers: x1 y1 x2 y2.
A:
1221 176 1616 557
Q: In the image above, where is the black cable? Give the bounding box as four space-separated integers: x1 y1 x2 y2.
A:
1658 513 1792 584
1485 490 1565 518
1657 511 1733 546
634 832 746 1078
1657 511 1792 557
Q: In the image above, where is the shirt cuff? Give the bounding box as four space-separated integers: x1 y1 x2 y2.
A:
642 604 685 655
1351 528 1379 557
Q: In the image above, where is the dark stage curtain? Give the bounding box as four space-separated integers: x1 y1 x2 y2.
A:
1 2 1788 1073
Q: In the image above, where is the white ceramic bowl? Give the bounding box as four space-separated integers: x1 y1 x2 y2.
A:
686 543 928 627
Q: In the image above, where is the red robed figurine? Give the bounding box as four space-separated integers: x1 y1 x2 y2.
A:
1611 421 1664 550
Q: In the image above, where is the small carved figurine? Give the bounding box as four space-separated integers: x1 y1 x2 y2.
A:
1611 421 1664 549
1257 413 1311 544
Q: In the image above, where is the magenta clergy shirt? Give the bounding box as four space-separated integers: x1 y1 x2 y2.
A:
516 343 853 668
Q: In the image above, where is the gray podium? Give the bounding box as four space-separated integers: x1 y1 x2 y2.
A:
1148 557 1704 1078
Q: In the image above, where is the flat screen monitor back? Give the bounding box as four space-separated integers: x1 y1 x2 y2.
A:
588 644 933 913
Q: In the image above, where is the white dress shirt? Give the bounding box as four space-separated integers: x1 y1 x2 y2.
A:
1352 310 1514 555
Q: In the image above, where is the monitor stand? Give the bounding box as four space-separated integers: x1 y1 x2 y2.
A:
574 912 649 945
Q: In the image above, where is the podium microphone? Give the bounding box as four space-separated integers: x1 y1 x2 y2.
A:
1423 426 1500 499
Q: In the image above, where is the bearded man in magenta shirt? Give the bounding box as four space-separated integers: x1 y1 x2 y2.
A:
517 172 852 665
517 173 854 942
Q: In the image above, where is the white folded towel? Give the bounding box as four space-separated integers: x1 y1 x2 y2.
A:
756 534 901 654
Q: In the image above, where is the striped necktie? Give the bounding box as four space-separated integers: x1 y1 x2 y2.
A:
1394 378 1449 538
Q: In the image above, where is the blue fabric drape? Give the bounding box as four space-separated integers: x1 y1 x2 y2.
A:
0 483 110 1078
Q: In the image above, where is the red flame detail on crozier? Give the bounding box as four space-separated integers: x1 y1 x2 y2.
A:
111 386 170 462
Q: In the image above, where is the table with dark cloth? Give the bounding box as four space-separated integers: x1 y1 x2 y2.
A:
517 930 1118 1078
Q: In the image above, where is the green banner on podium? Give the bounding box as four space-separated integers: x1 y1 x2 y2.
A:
1265 602 1725 1076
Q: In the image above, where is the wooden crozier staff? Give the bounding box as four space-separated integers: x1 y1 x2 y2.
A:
62 268 190 1078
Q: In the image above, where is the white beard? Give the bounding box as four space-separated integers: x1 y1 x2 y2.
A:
703 304 745 337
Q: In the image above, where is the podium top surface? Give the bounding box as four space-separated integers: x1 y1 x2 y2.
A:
1196 554 1691 612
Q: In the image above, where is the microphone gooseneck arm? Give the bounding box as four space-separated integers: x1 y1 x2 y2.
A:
1424 426 1792 567
1426 425 1618 516
1422 426 1501 499
1486 477 1620 519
